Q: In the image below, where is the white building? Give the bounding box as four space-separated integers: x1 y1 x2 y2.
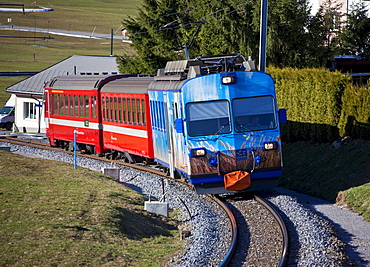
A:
6 55 120 133
309 0 370 15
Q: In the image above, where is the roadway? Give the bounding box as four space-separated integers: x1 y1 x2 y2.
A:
0 24 131 42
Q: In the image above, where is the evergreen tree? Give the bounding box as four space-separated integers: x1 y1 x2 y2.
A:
118 0 183 74
259 0 313 68
312 0 345 60
117 0 326 73
337 2 370 59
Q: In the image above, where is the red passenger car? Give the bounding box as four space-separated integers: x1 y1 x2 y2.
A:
100 77 155 160
44 75 155 159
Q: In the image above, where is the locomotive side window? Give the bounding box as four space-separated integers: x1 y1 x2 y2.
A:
150 100 156 129
156 101 161 129
154 101 159 129
160 102 165 131
150 100 163 131
173 103 179 119
232 96 276 132
186 100 231 136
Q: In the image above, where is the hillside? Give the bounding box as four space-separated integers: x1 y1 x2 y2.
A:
280 138 370 221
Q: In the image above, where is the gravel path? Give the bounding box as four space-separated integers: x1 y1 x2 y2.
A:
275 187 370 267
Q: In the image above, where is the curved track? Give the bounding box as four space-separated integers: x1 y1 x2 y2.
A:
218 194 289 266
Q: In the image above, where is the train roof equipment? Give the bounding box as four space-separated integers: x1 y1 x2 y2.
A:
155 53 257 82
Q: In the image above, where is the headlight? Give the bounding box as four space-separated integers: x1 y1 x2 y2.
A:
190 148 206 157
263 142 278 150
221 76 235 84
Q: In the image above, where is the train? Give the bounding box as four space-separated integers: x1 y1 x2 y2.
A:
44 53 287 194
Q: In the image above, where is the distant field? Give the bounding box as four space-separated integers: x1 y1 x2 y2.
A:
0 0 142 104
1 0 141 34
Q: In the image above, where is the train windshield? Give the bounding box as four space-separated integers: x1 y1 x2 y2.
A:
186 100 231 136
232 96 276 132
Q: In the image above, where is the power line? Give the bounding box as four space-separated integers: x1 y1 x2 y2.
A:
127 0 253 37
126 0 223 24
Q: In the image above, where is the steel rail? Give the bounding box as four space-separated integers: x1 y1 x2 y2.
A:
211 195 238 267
255 195 288 267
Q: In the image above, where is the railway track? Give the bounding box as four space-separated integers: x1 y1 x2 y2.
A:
218 194 288 266
1 135 288 266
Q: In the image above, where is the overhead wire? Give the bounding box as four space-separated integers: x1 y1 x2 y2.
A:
126 0 253 37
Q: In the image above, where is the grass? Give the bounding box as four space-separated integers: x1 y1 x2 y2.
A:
1 0 140 34
280 139 370 222
0 151 183 266
337 184 370 222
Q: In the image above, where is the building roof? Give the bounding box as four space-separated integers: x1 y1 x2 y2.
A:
6 55 119 96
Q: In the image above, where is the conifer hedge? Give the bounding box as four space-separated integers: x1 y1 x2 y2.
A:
268 68 370 142
338 82 370 140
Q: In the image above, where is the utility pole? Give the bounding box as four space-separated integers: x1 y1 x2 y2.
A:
110 28 114 56
259 0 268 72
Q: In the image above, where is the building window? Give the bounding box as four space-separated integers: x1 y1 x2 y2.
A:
24 102 37 120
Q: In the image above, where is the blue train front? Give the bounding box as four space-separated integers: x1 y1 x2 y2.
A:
148 54 286 194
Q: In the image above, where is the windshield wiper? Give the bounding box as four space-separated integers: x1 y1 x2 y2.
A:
214 121 231 136
234 121 254 135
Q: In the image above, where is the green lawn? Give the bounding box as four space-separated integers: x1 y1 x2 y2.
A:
0 151 183 266
2 0 140 34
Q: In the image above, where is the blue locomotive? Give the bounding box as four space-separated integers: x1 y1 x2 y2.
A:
148 53 286 194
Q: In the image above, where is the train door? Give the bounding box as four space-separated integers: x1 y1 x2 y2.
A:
163 93 175 178
44 90 52 134
167 93 188 177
